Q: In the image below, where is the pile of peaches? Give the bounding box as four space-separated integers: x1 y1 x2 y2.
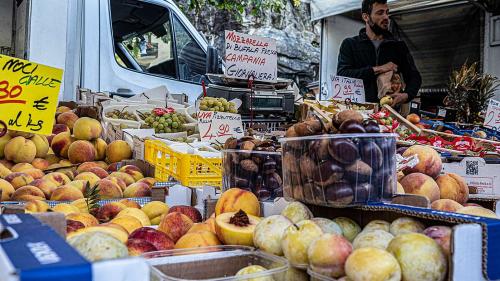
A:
398 145 497 218
0 104 151 202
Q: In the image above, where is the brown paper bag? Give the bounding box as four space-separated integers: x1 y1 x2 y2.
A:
377 71 393 99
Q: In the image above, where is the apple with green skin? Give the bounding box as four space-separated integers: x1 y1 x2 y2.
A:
387 233 447 281
345 247 401 281
362 220 390 233
253 215 293 256
389 217 425 236
311 218 343 235
235 265 274 281
280 202 312 224
333 217 361 242
281 220 323 265
352 230 394 250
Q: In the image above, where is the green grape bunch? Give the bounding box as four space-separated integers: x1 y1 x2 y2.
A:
139 110 188 134
199 97 238 114
105 109 138 121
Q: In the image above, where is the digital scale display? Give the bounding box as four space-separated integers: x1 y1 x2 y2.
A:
250 97 283 108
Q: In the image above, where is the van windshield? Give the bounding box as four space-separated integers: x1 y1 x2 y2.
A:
110 0 207 83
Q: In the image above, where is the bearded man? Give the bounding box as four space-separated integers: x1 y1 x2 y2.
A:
337 0 421 107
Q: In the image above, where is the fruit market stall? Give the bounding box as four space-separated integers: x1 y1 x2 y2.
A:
2 52 500 281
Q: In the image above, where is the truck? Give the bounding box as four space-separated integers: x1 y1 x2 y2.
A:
0 0 212 102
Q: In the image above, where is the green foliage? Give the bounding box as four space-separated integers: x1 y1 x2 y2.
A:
446 62 500 124
84 182 100 214
178 0 299 21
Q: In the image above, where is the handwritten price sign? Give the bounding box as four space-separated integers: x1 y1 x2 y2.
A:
328 75 365 103
224 30 277 82
197 111 244 143
0 55 63 135
484 99 500 131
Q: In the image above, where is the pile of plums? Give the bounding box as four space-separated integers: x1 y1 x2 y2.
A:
282 110 396 206
223 136 283 200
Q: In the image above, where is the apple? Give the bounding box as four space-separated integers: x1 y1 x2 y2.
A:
128 227 174 250
352 230 394 250
253 215 293 256
311 218 343 235
345 247 401 281
281 220 323 265
307 233 352 278
387 233 447 281
389 217 425 236
333 217 361 242
281 202 312 224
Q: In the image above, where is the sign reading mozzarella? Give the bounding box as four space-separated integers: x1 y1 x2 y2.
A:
327 75 365 103
224 30 277 82
0 54 63 135
197 111 244 143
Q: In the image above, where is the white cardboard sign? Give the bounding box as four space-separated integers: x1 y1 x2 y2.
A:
197 111 244 143
483 99 500 130
328 75 365 103
441 157 500 196
224 30 277 82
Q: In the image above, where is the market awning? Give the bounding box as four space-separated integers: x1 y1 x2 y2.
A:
310 0 461 21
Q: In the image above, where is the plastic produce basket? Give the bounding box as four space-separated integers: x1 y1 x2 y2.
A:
144 140 222 188
143 245 289 281
222 149 283 201
307 267 337 281
280 133 397 207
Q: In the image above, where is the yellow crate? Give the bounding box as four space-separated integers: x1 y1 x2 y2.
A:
144 140 222 188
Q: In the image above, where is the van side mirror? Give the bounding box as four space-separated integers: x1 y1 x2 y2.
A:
206 45 221 74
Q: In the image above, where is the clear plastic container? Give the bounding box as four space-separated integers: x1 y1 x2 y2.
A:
142 245 289 281
307 267 340 281
222 149 283 201
280 133 397 207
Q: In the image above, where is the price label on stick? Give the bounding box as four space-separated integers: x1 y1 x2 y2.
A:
0 54 63 135
197 111 244 143
483 99 500 131
329 75 365 103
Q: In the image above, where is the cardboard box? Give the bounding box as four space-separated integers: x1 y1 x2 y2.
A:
0 214 92 281
104 122 116 143
468 195 500 217
308 202 500 281
118 159 155 178
442 157 500 196
121 129 155 161
0 214 150 281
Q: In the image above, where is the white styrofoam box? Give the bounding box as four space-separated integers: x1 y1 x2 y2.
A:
261 197 290 217
451 223 484 280
92 257 149 281
165 185 192 207
442 157 500 196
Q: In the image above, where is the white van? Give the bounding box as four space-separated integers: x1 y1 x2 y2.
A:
0 0 213 102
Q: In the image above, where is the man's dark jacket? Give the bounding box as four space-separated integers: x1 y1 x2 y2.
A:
337 28 422 103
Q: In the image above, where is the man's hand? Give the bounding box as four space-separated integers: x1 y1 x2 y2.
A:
374 62 398 75
390 93 409 107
